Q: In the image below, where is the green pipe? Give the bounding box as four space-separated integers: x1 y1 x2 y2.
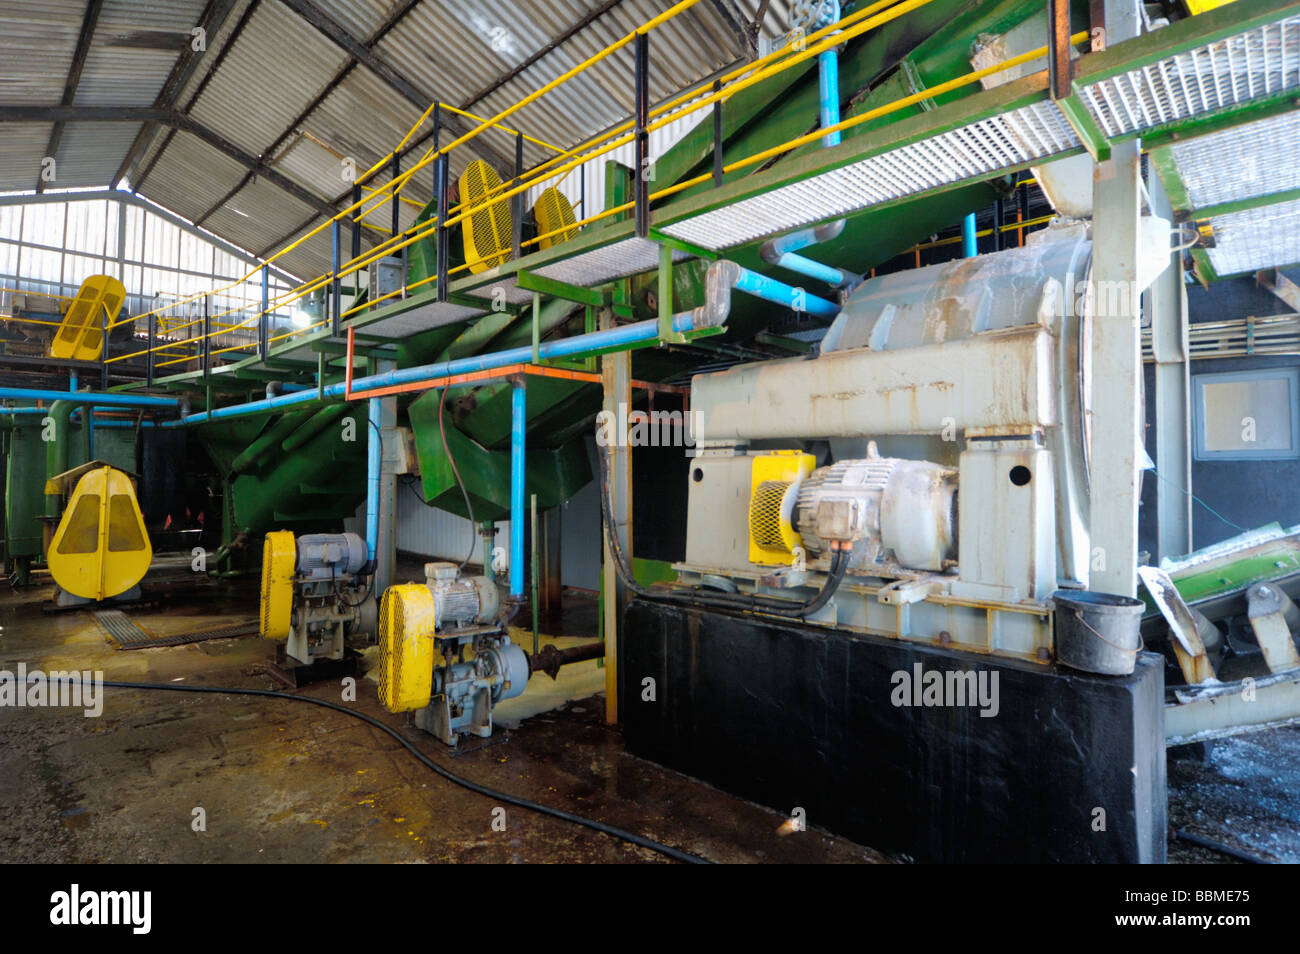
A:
280 403 352 454
230 408 315 475
44 400 85 519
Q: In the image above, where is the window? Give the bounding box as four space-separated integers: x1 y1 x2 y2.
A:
1193 368 1300 460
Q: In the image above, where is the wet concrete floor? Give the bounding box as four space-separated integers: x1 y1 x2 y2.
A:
2 565 1297 863
0 573 883 864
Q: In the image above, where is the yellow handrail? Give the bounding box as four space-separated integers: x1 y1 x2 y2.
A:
113 0 1077 369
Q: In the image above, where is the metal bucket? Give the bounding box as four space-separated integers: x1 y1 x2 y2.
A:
1051 589 1144 675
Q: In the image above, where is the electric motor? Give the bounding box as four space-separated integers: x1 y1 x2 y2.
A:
424 562 501 628
793 444 957 572
295 532 368 580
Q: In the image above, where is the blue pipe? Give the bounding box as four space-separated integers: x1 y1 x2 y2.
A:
510 380 526 599
770 251 846 286
0 387 178 409
69 372 77 392
818 49 841 148
734 266 839 318
365 397 381 564
962 213 978 258
757 44 846 286
165 267 832 429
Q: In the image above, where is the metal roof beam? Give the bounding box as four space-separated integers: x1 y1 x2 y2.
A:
132 0 264 193
255 0 637 256
112 0 241 190
38 0 105 193
277 0 515 172
198 0 425 231
707 0 757 59
2 106 339 221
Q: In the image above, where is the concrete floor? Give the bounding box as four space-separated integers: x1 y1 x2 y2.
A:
4 565 1299 863
0 573 883 864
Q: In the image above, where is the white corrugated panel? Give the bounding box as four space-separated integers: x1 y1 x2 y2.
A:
394 485 509 570
203 175 318 260
141 130 250 224
188 0 349 157
0 123 53 193
0 0 83 105
53 121 143 188
75 0 209 107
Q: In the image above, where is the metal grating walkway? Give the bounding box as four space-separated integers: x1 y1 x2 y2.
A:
1079 18 1300 138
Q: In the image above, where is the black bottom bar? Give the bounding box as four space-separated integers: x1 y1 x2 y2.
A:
622 600 1167 863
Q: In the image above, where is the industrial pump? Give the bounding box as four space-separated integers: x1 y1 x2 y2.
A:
376 562 528 746
259 531 376 665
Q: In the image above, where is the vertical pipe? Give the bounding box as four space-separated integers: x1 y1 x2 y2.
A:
100 295 109 389
1018 181 1028 246
510 379 526 599
992 198 1004 252
365 397 381 565
633 31 649 238
817 49 841 147
68 371 77 392
390 152 400 238
962 213 977 258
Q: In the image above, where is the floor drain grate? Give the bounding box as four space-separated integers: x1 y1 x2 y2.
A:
93 610 259 649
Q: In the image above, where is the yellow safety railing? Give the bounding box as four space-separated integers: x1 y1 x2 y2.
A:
108 0 1078 371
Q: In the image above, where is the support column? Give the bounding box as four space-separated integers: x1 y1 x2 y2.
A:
1148 172 1193 560
1089 0 1144 597
601 309 631 725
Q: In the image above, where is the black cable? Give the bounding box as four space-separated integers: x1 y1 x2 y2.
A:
596 442 849 619
1172 828 1270 864
95 679 710 865
438 386 477 571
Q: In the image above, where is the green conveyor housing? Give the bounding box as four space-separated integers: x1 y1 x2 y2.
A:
190 0 1085 550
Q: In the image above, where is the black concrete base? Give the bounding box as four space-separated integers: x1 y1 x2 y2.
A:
622 601 1166 863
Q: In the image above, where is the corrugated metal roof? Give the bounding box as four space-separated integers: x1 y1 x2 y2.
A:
141 130 251 223
2 0 794 283
0 1 84 105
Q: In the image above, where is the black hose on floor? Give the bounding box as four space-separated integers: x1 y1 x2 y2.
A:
1172 828 1270 864
98 679 711 865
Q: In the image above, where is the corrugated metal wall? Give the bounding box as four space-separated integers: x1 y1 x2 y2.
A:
386 446 604 590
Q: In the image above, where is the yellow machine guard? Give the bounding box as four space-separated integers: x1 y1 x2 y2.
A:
50 275 126 361
377 584 437 713
46 465 152 601
532 187 578 249
748 451 815 566
459 159 514 273
259 530 296 640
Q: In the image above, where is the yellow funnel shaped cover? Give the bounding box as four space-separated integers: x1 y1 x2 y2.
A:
50 275 126 361
47 466 152 601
